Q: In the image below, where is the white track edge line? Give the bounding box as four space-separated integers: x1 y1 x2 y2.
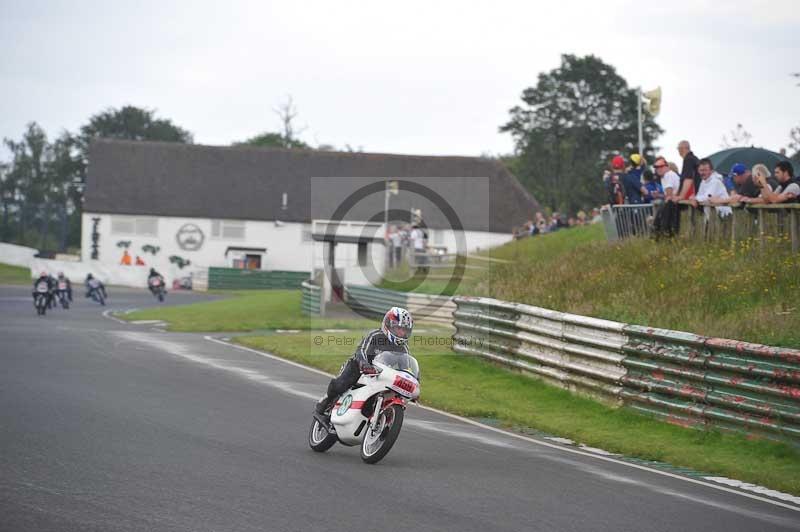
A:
101 309 128 324
204 335 800 514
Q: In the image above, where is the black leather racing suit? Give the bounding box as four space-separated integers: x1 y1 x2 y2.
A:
32 276 54 307
316 329 409 413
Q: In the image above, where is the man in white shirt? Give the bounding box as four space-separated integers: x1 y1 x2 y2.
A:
653 156 681 201
410 225 427 267
691 158 731 217
387 225 403 267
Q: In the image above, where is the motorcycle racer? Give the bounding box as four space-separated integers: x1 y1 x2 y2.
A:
32 271 54 308
314 307 413 422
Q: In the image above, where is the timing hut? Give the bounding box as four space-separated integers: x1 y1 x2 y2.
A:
82 139 538 285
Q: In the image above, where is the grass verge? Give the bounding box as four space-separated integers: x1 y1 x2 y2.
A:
474 224 800 347
0 262 31 285
236 330 800 495
124 289 374 332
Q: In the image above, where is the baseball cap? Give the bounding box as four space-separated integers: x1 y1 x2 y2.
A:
730 163 747 176
630 154 642 166
611 155 625 170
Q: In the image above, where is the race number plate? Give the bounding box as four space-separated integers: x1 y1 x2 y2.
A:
392 375 417 395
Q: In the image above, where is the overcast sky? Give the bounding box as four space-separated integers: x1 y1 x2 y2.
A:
2 0 798 163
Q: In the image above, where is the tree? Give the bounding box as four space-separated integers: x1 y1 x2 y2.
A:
238 131 310 149
235 96 311 149
1 123 81 250
720 123 753 149
501 54 663 214
79 105 193 145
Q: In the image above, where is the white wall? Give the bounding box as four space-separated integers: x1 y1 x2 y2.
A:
0 242 38 268
81 212 315 274
80 212 513 290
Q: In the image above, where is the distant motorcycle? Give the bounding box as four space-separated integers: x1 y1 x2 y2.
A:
309 350 421 464
33 281 50 316
148 277 166 302
87 279 105 306
56 279 70 309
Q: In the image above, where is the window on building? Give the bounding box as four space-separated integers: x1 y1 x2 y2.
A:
111 216 158 236
211 220 246 240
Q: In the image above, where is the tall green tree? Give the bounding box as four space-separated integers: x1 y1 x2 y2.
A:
501 54 663 214
79 105 193 145
1 123 81 250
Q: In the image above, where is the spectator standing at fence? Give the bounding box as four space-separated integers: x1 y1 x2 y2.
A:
654 157 681 201
678 140 701 192
726 163 760 203
731 164 778 204
691 159 732 217
622 154 646 204
607 156 626 205
757 161 798 204
642 169 663 203
652 156 682 237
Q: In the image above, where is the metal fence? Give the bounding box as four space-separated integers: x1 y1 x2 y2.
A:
207 268 310 290
452 296 800 443
344 284 456 325
610 204 657 240
301 280 323 316
605 202 800 252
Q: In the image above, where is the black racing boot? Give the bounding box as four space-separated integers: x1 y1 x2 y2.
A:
314 396 335 426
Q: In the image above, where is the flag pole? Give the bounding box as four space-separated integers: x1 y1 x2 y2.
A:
637 87 644 156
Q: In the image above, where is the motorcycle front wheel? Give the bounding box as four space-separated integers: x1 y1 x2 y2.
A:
308 418 338 452
360 404 404 464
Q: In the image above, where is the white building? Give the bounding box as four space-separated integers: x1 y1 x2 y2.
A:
82 140 540 289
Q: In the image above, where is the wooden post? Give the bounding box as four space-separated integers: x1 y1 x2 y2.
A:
758 209 765 252
791 209 799 253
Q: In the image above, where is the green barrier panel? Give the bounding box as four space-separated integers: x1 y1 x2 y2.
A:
301 281 322 316
208 268 309 290
621 325 800 443
343 285 409 319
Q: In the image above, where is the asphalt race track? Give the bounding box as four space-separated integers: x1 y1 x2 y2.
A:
1 285 799 531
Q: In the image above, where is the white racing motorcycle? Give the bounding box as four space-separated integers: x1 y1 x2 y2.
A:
309 350 420 464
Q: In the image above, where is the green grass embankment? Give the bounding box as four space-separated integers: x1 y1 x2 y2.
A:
0 263 31 285
471 224 800 347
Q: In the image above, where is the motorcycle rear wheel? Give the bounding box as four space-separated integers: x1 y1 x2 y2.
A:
308 418 338 452
360 404 404 464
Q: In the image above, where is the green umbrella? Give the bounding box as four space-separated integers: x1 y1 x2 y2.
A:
707 147 790 175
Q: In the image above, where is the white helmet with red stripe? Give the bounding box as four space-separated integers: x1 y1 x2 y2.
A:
382 306 413 345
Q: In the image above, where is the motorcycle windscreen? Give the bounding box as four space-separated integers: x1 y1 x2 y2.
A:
373 351 420 379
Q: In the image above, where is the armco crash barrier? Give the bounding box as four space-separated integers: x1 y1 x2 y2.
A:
301 280 322 316
452 296 800 443
343 284 456 325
